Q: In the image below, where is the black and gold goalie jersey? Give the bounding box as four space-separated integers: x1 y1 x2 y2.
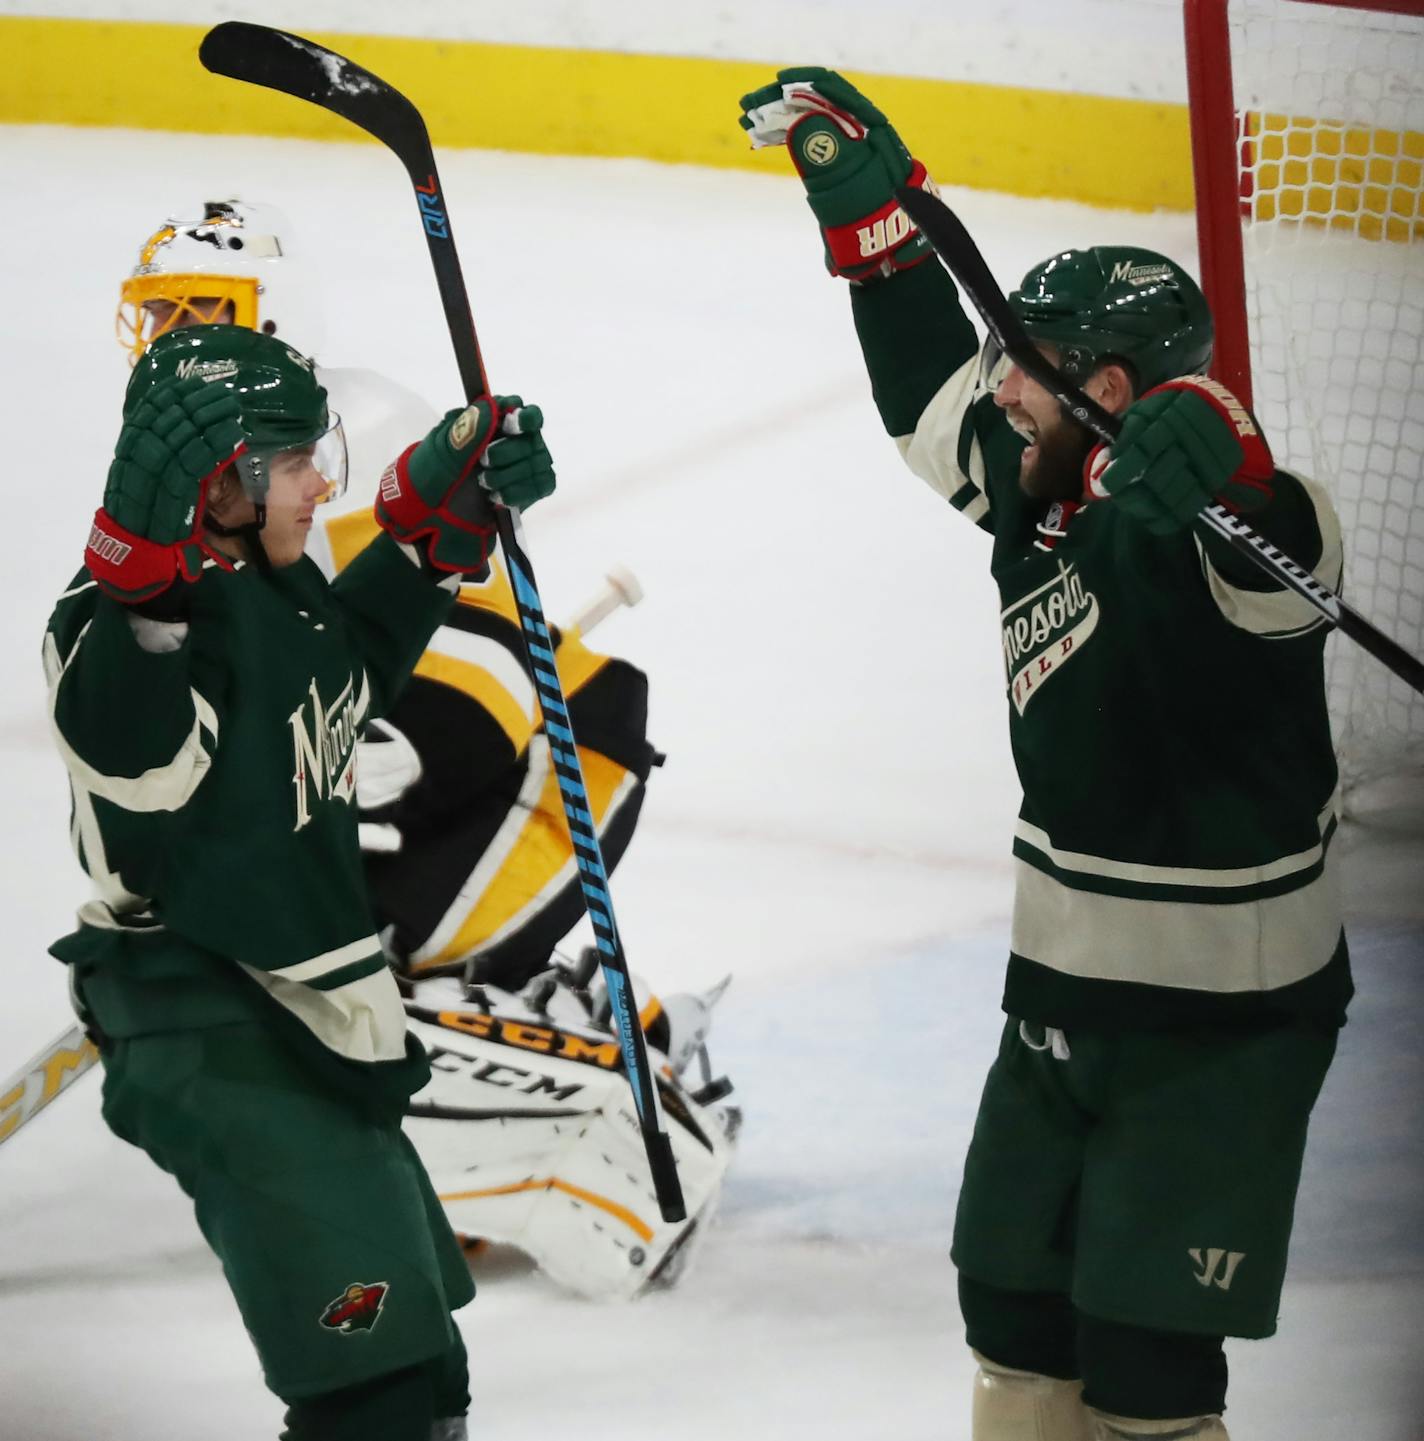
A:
317 506 658 986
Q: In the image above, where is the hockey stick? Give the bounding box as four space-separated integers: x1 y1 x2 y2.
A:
894 186 1424 697
198 23 685 1223
1 573 644 1155
0 1023 99 1152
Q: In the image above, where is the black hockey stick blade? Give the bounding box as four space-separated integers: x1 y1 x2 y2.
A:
200 21 490 402
894 185 1424 696
200 23 426 169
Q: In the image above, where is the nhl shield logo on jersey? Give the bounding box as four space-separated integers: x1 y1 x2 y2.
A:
1001 561 1100 714
318 1280 389 1335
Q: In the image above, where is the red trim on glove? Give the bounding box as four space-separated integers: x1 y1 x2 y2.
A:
375 441 498 574
782 85 869 141
821 160 934 276
85 508 235 602
1083 376 1274 507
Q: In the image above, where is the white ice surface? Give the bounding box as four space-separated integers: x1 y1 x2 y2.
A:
0 127 1420 1439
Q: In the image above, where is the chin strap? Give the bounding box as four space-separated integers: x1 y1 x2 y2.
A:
204 504 270 573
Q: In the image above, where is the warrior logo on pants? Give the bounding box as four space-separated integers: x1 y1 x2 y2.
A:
319 1280 389 1334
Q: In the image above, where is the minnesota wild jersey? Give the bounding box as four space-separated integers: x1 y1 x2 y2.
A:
45 533 454 1086
852 261 1352 1028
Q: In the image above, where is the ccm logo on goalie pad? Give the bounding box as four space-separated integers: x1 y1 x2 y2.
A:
427 1045 587 1103
420 1007 623 1071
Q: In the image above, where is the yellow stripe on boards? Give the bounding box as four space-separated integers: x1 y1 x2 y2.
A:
1 15 1193 212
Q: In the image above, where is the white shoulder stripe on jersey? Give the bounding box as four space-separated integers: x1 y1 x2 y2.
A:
894 351 982 508
1195 470 1344 638
44 630 220 815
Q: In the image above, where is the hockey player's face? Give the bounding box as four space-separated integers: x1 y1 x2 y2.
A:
261 447 332 567
995 355 1092 502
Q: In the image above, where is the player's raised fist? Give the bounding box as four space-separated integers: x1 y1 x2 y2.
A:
87 376 246 604
738 66 934 282
1086 377 1275 535
376 396 555 574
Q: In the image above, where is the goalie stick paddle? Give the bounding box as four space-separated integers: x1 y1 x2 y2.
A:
198 22 686 1222
894 186 1424 697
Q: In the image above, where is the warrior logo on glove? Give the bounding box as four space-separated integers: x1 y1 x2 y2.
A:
739 67 936 282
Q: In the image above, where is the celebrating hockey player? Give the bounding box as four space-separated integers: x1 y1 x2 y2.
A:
114 202 737 1295
740 68 1350 1441
47 323 560 1440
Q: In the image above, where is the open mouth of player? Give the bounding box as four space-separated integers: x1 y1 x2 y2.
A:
1008 413 1039 468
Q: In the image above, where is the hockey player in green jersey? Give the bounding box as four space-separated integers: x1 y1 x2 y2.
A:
46 324 554 1440
741 68 1351 1441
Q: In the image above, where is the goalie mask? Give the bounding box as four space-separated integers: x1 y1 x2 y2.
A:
116 199 323 365
128 326 347 507
1002 246 1214 395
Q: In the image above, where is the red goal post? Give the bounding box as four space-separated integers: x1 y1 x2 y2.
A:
1184 0 1424 792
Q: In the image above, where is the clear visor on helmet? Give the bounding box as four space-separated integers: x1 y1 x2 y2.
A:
979 335 1011 394
116 272 261 365
234 414 347 505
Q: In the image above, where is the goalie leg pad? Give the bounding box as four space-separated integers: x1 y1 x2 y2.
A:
402 977 736 1299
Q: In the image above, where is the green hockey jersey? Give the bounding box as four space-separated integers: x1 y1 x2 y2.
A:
852 262 1352 1029
45 533 455 1093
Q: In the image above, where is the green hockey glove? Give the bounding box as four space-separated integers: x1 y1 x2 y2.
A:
376 396 555 574
1086 377 1275 535
738 66 935 282
86 377 246 604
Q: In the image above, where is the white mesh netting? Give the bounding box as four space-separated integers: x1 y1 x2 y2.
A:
1227 0 1423 796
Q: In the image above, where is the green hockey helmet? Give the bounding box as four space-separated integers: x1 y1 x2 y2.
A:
125 324 346 500
1007 247 1214 394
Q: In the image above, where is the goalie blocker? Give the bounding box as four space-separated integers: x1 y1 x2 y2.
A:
402 961 737 1300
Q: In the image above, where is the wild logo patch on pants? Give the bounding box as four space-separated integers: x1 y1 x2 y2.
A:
319 1281 389 1334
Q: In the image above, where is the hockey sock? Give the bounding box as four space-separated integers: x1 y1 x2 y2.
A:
959 1273 1079 1380
1077 1311 1227 1420
427 1328 471 1420
280 1363 435 1441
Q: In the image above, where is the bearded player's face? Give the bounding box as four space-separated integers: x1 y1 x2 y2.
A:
993 349 1096 503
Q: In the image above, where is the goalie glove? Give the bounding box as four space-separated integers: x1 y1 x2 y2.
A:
87 377 245 606
738 66 935 282
376 396 555 575
1086 376 1275 536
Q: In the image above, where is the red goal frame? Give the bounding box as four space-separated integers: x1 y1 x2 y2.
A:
1182 0 1424 408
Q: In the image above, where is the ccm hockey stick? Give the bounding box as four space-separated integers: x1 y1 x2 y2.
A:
198 22 683 1223
0 1023 98 1151
0 572 646 1156
894 187 1424 697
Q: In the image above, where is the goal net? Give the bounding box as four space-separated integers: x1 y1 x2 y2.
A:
1185 0 1424 802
